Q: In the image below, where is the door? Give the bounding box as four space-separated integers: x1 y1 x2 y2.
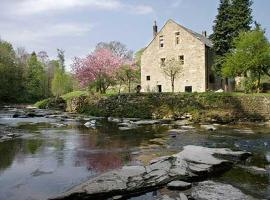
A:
157 85 162 93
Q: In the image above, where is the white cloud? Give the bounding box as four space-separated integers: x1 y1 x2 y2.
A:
11 0 153 15
130 5 154 15
0 22 93 44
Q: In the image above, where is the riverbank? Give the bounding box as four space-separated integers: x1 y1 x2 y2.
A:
36 92 270 124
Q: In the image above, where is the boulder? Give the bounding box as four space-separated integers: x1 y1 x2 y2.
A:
167 181 191 190
108 117 122 123
84 121 96 128
133 120 161 125
181 125 195 129
51 146 251 200
168 129 188 134
200 125 217 131
191 181 257 200
179 193 188 200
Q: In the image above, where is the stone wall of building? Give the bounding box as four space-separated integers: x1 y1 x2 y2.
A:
141 20 207 93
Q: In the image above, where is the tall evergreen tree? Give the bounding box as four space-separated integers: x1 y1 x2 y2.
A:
210 0 234 75
211 0 253 90
26 52 46 101
231 0 253 38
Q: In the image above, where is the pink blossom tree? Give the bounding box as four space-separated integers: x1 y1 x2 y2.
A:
72 48 123 93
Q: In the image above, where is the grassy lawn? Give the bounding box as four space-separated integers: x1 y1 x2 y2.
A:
61 91 88 101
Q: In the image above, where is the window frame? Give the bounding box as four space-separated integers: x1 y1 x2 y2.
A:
159 35 164 48
179 55 184 65
175 32 180 45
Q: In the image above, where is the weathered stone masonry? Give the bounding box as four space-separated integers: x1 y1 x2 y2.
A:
141 19 217 93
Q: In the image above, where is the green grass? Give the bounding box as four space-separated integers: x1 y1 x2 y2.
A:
61 91 88 101
229 92 270 97
34 98 50 109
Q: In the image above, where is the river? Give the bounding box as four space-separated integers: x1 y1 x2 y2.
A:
0 106 269 200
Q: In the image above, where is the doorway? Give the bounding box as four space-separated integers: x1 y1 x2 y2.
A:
157 85 162 93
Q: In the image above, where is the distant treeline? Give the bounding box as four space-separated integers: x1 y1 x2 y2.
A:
0 40 74 103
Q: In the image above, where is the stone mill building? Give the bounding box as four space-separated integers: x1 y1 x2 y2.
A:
141 19 218 93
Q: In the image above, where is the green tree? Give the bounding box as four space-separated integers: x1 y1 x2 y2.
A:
57 49 65 72
211 0 234 75
134 48 144 67
26 52 46 101
231 0 253 38
51 63 73 97
211 0 253 91
116 64 139 93
0 40 23 102
222 29 270 93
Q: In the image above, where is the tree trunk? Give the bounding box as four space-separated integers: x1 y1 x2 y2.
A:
257 71 261 93
171 76 175 93
224 78 229 92
128 79 131 93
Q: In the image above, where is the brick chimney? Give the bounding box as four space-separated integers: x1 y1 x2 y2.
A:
153 21 158 38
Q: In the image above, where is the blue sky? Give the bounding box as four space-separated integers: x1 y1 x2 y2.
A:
0 0 269 69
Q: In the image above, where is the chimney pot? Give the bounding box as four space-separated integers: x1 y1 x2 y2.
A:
202 31 207 37
153 21 158 38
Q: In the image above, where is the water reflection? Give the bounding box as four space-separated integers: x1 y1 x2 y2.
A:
0 109 270 200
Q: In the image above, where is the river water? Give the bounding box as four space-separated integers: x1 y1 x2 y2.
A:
0 107 269 200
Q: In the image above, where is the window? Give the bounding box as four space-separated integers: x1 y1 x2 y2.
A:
175 32 180 45
161 58 166 66
179 55 184 64
157 85 162 93
146 76 150 81
185 86 192 93
159 35 164 48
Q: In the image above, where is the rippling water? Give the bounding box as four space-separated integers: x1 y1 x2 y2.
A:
0 107 269 200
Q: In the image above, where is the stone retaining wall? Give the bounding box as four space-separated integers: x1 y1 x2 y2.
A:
67 93 270 122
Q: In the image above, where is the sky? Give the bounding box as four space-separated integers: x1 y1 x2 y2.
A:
0 0 269 70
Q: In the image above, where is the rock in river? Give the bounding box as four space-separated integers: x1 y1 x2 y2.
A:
51 145 251 200
191 181 257 200
167 181 191 190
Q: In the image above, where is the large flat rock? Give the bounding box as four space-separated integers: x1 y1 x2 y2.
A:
191 181 257 200
51 145 251 200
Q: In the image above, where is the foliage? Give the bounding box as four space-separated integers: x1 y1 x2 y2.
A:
25 52 46 102
222 29 270 92
95 41 133 60
211 0 253 75
115 63 140 93
240 77 257 93
51 64 73 97
69 92 265 122
134 48 144 67
0 38 74 103
0 40 23 102
57 49 65 71
72 48 123 93
160 58 184 92
34 98 50 109
61 90 88 101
